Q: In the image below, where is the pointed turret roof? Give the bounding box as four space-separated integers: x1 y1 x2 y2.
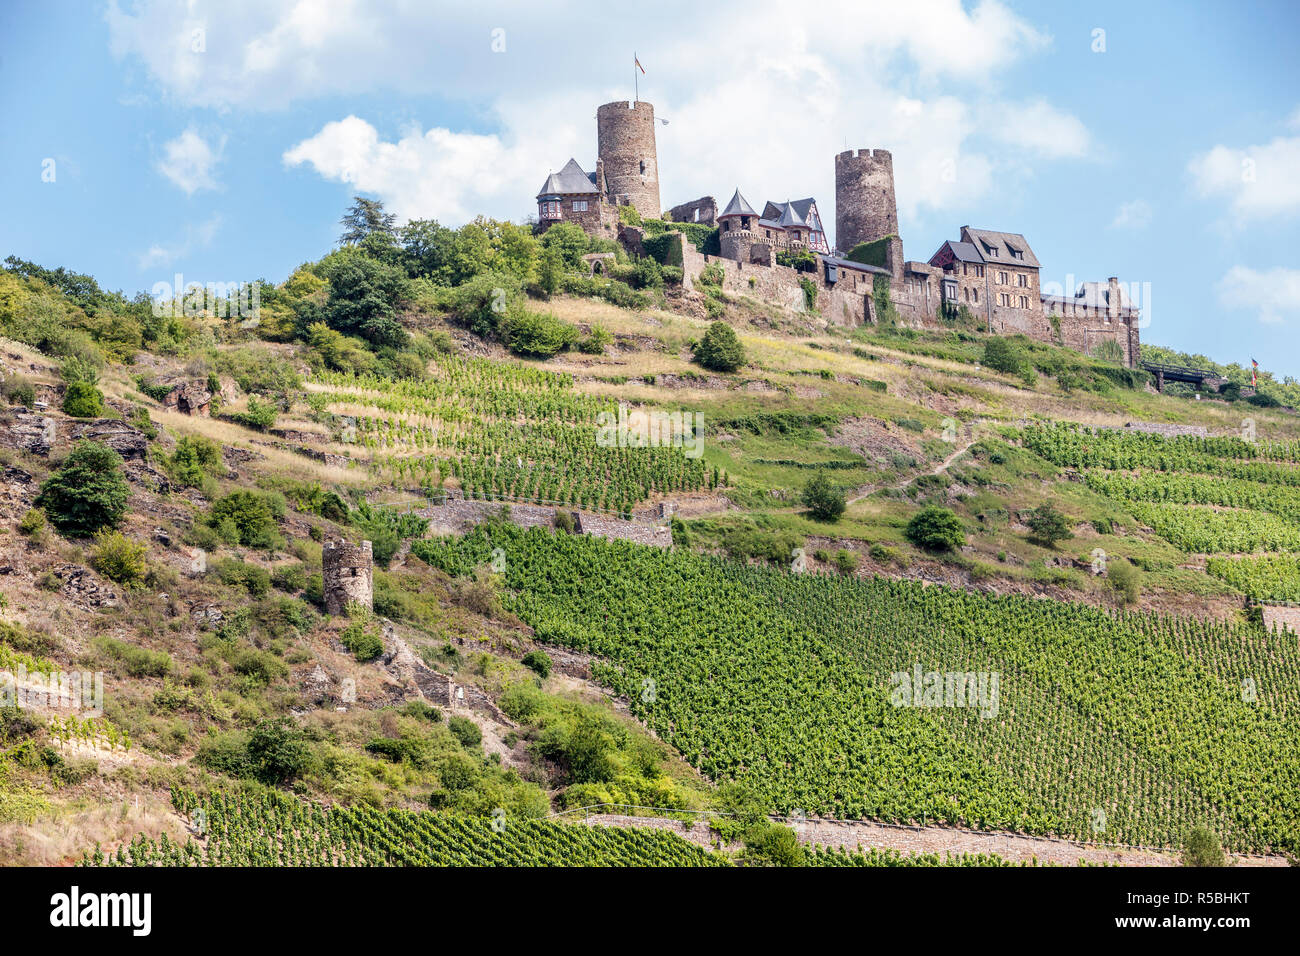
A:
776 200 807 228
719 188 758 218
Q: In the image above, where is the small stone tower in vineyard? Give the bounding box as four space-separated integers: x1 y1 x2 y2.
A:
322 539 373 615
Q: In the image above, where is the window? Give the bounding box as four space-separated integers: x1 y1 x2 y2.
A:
765 229 771 238
1019 296 1029 309
741 216 750 230
1017 273 1027 287
972 288 978 304
572 200 588 212
999 293 1011 306
998 271 1009 284
973 264 985 277
539 200 561 219
639 160 646 175
983 242 998 257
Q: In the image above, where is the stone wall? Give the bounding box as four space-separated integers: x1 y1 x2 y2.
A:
834 149 898 254
597 100 660 221
666 196 717 225
1119 422 1208 438
322 540 374 614
681 236 870 327
1262 605 1300 636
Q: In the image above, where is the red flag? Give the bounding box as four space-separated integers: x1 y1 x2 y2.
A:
635 56 645 74
1252 358 1259 387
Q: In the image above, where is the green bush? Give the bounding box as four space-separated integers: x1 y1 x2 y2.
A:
833 549 859 574
340 619 383 661
90 530 148 589
448 715 482 749
576 324 613 355
801 472 847 522
1181 826 1225 867
246 718 311 785
503 307 577 358
168 435 224 487
0 373 36 406
207 490 283 549
1107 558 1141 605
95 636 171 678
1025 503 1074 548
61 381 105 418
905 505 966 551
741 821 805 867
226 396 277 431
693 320 745 372
34 441 130 538
213 557 272 597
982 337 1025 375
18 507 46 537
522 649 552 678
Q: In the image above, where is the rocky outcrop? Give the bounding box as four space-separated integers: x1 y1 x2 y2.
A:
162 381 213 417
52 565 118 609
69 419 149 461
1 412 56 456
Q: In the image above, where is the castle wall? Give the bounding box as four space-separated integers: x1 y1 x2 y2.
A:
597 101 661 220
835 149 898 255
322 540 373 615
666 196 717 225
680 236 870 327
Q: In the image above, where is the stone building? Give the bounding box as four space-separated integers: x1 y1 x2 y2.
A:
835 148 899 257
535 158 617 236
322 539 373 615
718 190 830 263
596 100 661 221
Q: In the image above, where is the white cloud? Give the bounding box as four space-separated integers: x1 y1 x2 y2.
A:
112 0 1087 240
1188 132 1300 221
1216 265 1300 325
157 126 225 194
137 215 223 270
1111 199 1152 230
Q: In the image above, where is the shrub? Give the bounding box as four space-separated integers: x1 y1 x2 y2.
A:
905 506 966 551
18 507 46 537
1107 558 1141 605
246 718 311 785
503 307 577 358
95 636 171 678
61 381 105 418
168 435 224 487
521 649 552 678
207 490 282 549
0 373 36 406
576 324 613 355
227 396 277 431
1025 503 1074 548
34 441 130 538
448 715 482 749
693 320 745 372
553 511 575 534
833 549 859 574
741 822 805 867
340 619 383 661
213 557 272 597
801 472 846 522
90 531 148 589
982 337 1025 375
1181 826 1225 867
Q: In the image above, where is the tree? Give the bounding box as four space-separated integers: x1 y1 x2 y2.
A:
339 196 396 246
905 505 966 551
61 381 104 418
318 249 410 347
982 336 1025 374
801 472 846 522
1025 503 1074 547
34 441 130 538
399 218 457 281
1182 826 1225 867
539 223 590 272
247 718 311 785
694 320 746 372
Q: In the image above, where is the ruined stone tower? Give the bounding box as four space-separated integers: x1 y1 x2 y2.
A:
322 539 373 615
597 100 660 221
835 149 899 259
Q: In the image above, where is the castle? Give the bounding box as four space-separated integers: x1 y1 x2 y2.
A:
537 101 1140 368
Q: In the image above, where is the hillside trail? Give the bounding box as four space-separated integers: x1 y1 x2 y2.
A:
573 812 1289 867
847 432 981 506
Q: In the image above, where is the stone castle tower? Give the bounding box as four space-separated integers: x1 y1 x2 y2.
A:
597 100 660 221
322 539 373 615
835 148 899 260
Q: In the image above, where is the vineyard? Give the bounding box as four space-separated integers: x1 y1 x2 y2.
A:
1024 421 1300 560
1207 555 1300 603
413 524 1300 853
83 790 728 867
312 360 717 516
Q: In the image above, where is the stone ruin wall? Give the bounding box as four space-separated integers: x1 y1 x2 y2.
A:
322 540 374 614
666 196 717 225
418 497 672 549
1262 605 1300 637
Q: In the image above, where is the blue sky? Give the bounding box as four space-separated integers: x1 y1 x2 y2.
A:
2 0 1298 373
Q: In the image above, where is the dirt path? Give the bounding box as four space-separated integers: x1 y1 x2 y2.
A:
574 812 1288 867
848 433 981 506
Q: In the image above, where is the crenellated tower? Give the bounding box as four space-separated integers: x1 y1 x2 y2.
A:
597 100 661 221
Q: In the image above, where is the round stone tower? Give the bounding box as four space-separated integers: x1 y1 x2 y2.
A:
597 100 660 221
834 148 899 255
322 539 373 615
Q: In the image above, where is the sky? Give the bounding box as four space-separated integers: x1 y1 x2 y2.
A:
1 0 1298 374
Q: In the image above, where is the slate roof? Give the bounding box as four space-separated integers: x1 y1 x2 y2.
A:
821 255 891 276
935 239 984 264
962 228 1041 268
719 189 758 218
1076 281 1136 311
536 158 599 197
776 201 807 228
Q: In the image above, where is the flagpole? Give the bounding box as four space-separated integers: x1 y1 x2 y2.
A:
634 51 638 102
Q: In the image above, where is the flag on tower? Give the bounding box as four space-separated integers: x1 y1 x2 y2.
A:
1252 357 1259 387
635 55 645 74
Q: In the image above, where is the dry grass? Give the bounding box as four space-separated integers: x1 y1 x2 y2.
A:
0 791 182 866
